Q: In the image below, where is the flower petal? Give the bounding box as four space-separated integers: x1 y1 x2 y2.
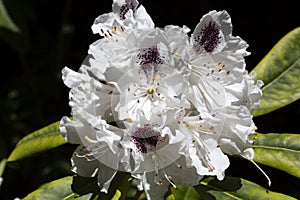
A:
164 156 202 186
60 117 85 144
97 163 118 193
71 146 99 177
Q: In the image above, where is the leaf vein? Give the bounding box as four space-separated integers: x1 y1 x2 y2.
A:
252 145 300 153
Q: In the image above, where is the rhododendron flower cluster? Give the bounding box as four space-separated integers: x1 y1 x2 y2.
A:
60 0 263 199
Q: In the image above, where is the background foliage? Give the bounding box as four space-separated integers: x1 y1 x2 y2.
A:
0 0 300 199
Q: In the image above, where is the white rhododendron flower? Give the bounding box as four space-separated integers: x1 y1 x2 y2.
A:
60 0 264 199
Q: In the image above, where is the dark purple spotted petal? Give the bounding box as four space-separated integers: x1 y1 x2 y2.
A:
119 2 135 20
137 46 163 78
131 124 160 153
194 21 221 53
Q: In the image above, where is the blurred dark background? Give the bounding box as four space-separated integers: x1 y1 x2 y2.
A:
0 0 299 199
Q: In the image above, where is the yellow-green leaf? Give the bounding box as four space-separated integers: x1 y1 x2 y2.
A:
22 176 92 200
0 0 19 32
111 190 121 200
251 133 300 178
0 158 6 187
251 27 300 116
7 121 66 162
170 185 201 200
167 176 296 199
0 158 6 177
197 176 296 200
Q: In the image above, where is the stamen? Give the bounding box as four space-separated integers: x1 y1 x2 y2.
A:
153 153 159 184
216 65 222 71
99 28 120 38
120 26 125 32
158 180 163 185
243 156 271 187
152 154 158 160
164 173 177 188
84 135 98 144
125 118 133 123
192 133 217 170
154 75 161 81
208 166 214 172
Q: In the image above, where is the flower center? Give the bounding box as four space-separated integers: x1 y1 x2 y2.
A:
194 21 221 53
131 124 161 153
147 86 154 94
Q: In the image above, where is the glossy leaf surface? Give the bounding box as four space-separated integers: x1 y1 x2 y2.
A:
251 133 300 178
23 176 92 200
7 121 66 162
251 27 300 116
168 176 296 200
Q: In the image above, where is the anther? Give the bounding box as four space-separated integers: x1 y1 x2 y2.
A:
120 26 125 32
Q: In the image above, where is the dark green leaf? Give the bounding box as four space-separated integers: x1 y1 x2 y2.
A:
0 0 19 32
0 0 33 53
72 172 132 200
7 121 66 162
167 176 296 199
251 27 300 116
97 172 131 200
22 176 92 200
251 133 300 178
71 175 99 197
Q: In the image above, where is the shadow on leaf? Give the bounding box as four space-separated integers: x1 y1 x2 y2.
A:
71 175 100 199
194 176 242 199
72 171 132 200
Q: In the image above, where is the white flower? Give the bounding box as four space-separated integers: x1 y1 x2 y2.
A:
60 1 263 199
91 0 154 37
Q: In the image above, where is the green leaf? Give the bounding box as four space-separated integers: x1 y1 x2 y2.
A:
166 194 175 200
22 174 136 200
7 121 67 162
72 172 132 200
251 133 300 178
167 176 296 199
0 0 19 32
111 190 121 200
197 177 295 200
251 27 300 116
170 185 201 200
97 172 131 200
0 0 33 53
22 176 92 200
0 158 6 177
